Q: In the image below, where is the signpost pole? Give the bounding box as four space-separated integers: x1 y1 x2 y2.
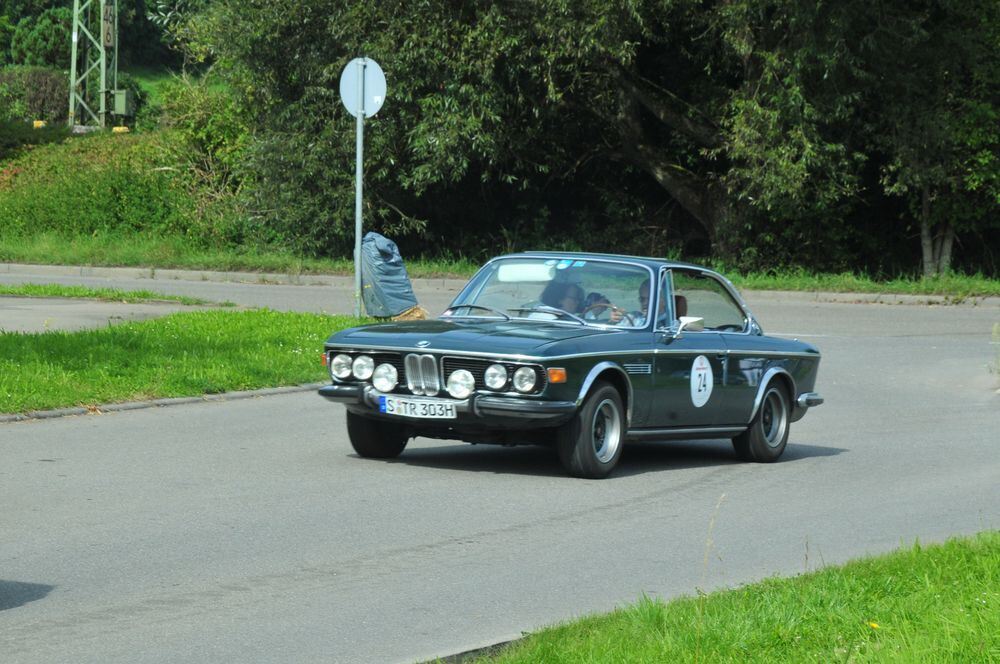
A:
339 56 384 319
353 60 366 318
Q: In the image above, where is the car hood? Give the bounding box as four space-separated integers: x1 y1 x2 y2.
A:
326 318 618 356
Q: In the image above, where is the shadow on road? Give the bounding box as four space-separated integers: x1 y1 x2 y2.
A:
372 438 845 478
0 580 54 611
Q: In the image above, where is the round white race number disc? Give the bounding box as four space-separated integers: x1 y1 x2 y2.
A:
690 355 713 408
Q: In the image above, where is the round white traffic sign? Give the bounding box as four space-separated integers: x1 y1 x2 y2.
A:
339 57 387 118
690 355 714 408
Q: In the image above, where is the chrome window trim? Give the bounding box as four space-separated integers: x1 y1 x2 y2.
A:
657 267 757 336
446 256 658 331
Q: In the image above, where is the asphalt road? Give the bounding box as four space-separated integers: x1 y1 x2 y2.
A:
1 265 998 663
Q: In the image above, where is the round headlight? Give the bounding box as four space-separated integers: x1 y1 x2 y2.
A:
372 363 398 392
513 366 537 393
331 354 353 379
446 369 475 399
352 355 375 380
484 363 508 390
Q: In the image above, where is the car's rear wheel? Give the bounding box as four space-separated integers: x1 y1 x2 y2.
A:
733 382 790 462
346 411 409 458
557 381 624 479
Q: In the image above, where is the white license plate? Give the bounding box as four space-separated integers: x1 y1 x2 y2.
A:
379 395 457 419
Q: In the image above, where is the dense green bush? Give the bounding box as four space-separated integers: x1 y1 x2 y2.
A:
159 76 249 187
0 66 65 123
0 119 66 159
0 131 192 236
0 126 251 248
9 6 69 68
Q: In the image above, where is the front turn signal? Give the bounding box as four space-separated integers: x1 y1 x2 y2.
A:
547 368 567 383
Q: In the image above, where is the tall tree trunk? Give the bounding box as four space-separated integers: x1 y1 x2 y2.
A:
939 223 955 275
615 87 736 258
918 185 956 277
920 184 935 277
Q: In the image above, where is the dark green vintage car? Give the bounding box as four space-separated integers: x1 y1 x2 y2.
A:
319 252 823 478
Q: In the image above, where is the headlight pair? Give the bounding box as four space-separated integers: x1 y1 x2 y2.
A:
331 353 542 397
445 365 536 398
481 363 536 393
330 353 398 392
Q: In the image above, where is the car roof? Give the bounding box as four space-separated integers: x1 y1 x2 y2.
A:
499 251 710 273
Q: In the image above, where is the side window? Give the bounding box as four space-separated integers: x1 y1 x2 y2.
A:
671 270 747 331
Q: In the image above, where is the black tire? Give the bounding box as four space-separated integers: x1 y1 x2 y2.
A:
346 411 409 459
557 381 625 479
733 382 790 462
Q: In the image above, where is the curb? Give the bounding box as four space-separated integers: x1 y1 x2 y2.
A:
0 383 326 424
421 638 520 664
0 261 464 291
3 261 998 307
744 289 1000 308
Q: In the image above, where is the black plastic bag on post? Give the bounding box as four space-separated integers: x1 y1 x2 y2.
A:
360 232 419 317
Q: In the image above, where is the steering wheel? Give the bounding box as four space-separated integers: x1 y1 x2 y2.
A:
581 303 635 326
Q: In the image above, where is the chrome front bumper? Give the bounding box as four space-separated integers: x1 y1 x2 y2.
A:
318 384 576 425
796 392 824 408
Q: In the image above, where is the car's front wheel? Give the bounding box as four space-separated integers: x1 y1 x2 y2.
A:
346 411 409 458
732 382 790 462
557 381 625 479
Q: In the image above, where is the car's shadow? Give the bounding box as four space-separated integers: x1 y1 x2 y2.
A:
369 438 845 479
0 580 54 611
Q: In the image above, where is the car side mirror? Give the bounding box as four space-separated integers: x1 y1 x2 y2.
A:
671 316 705 339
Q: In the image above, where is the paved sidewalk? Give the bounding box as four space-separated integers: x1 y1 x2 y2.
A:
3 261 998 309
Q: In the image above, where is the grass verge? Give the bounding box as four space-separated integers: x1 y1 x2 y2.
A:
0 283 219 305
1 233 998 295
730 270 1000 299
0 309 366 414
472 531 999 663
0 232 480 279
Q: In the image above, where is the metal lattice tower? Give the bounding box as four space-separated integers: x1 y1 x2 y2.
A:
67 0 118 129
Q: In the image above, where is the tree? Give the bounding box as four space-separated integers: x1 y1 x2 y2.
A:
866 0 1000 276
10 6 70 68
174 0 998 272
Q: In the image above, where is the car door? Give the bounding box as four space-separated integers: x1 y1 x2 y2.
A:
648 269 728 429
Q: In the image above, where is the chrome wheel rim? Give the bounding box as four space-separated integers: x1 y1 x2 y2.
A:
591 399 622 463
761 389 788 448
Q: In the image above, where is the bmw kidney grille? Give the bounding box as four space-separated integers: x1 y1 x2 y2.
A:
404 353 440 396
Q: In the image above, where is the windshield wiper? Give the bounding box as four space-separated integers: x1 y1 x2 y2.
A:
507 305 586 325
442 304 511 321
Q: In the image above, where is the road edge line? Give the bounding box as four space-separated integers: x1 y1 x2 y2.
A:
0 383 327 424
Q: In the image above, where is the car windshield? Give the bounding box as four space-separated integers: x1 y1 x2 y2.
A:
445 257 652 328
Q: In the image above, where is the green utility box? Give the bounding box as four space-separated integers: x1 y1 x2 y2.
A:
113 89 135 117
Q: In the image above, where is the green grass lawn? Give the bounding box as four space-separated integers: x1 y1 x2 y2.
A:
0 309 366 414
0 283 219 305
730 270 1000 299
126 66 176 109
0 232 480 279
1 232 998 296
474 531 999 663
